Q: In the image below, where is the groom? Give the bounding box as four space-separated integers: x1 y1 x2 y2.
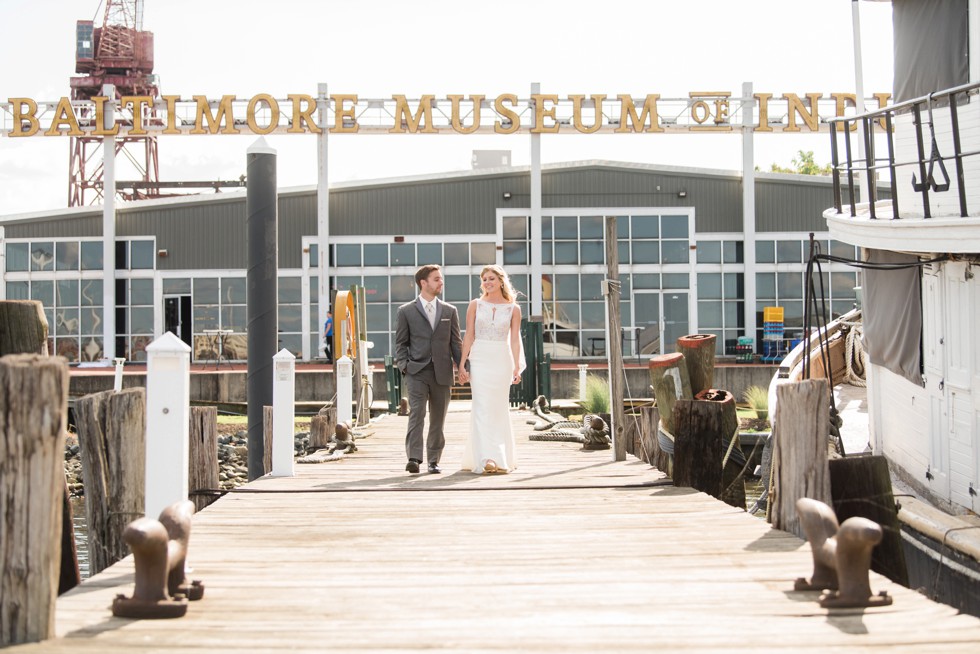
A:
394 264 462 474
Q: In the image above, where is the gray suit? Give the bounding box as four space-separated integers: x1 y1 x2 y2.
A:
394 297 462 464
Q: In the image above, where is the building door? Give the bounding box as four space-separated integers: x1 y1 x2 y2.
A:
633 290 662 356
164 295 192 349
663 290 690 352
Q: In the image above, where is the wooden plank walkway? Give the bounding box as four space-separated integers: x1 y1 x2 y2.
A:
13 403 980 652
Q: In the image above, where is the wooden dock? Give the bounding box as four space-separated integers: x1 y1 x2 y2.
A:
12 404 980 652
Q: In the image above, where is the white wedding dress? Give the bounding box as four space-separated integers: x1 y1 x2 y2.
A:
462 300 525 473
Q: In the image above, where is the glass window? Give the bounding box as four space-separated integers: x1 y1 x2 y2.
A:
366 304 389 328
131 241 155 269
81 241 103 270
221 305 246 331
6 281 29 300
662 240 690 264
725 301 743 327
724 273 743 298
57 280 79 306
115 241 127 270
503 241 527 265
631 215 658 238
580 274 604 301
390 243 415 267
31 280 54 306
57 308 79 335
502 215 527 240
362 276 389 303
163 278 191 294
56 242 79 271
363 244 388 266
278 305 302 332
130 307 153 333
277 333 302 356
541 242 553 265
390 275 416 302
221 277 246 304
130 279 153 305
471 243 495 265
6 243 28 271
81 280 102 306
336 244 361 266
661 215 689 238
580 215 603 240
617 240 630 264
662 273 689 289
31 242 54 271
830 240 857 260
831 272 858 298
755 240 775 264
616 216 629 239
444 275 471 302
723 241 744 264
631 241 659 264
308 243 318 268
444 243 468 265
417 243 441 265
580 240 604 264
554 216 577 239
756 273 776 299
335 275 360 293
554 242 578 265
776 240 802 263
554 274 579 301
195 278 219 304
698 300 723 328
777 272 803 299
698 273 723 299
194 305 219 331
580 301 605 329
541 215 553 240
632 273 660 289
278 277 302 304
81 306 102 333
697 241 721 264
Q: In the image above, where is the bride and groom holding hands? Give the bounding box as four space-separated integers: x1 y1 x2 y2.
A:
394 263 525 475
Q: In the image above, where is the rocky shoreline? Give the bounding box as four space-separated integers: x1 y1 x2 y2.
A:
64 428 314 498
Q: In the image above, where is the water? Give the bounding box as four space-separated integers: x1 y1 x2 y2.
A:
68 496 89 579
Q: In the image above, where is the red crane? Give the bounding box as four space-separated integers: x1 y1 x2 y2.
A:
69 0 160 206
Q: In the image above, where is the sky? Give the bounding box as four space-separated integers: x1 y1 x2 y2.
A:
0 0 895 216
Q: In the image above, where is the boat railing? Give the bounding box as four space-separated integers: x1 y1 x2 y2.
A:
828 80 980 219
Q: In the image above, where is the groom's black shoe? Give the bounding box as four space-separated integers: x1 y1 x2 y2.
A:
428 462 441 474
406 459 421 474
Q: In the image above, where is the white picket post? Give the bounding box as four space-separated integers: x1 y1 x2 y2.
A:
272 348 296 477
113 357 125 392
578 364 589 401
144 332 191 518
336 355 353 426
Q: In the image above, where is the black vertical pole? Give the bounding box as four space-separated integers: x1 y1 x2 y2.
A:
246 138 278 481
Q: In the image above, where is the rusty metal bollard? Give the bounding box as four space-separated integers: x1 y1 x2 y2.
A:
793 497 892 609
112 500 204 619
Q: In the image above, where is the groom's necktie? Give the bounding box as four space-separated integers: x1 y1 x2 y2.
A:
425 302 435 329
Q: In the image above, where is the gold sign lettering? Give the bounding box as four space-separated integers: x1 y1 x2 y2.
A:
616 94 663 133
448 94 483 134
494 94 519 134
191 95 239 135
389 95 438 134
569 94 605 134
331 94 359 133
44 97 83 136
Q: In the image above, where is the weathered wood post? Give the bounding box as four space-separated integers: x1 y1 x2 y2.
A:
649 352 692 434
677 334 716 396
0 300 49 355
772 378 831 539
0 354 69 645
640 405 671 474
604 215 626 462
310 405 338 450
262 406 274 474
75 388 146 575
188 406 219 512
272 348 296 476
693 389 745 510
145 332 191 519
671 399 725 499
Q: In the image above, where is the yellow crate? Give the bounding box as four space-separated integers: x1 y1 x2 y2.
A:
763 306 784 323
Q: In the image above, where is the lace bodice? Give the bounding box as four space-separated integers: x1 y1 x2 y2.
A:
473 299 515 342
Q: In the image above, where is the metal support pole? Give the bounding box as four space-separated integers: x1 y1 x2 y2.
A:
316 82 331 360
102 83 116 360
530 82 543 320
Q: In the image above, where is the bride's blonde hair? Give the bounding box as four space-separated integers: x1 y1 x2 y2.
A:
480 265 517 303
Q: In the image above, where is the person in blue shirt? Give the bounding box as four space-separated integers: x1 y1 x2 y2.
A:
323 311 334 362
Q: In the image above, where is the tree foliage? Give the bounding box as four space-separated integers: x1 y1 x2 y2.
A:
759 150 832 176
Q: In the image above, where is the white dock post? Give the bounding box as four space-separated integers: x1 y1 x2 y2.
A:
112 357 125 392
336 355 353 426
272 348 296 477
578 364 589 401
144 332 191 519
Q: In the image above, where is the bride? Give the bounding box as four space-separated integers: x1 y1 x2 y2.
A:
458 264 525 474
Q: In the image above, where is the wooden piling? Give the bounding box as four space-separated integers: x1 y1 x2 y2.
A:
829 454 909 586
677 334 716 396
694 389 746 510
0 300 49 356
188 406 219 512
671 399 725 499
0 354 69 645
604 215 627 462
263 406 274 475
649 352 691 434
771 378 831 539
310 406 338 450
74 388 146 576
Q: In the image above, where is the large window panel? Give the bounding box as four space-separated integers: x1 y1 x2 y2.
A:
6 243 28 272
31 242 54 271
56 242 79 271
